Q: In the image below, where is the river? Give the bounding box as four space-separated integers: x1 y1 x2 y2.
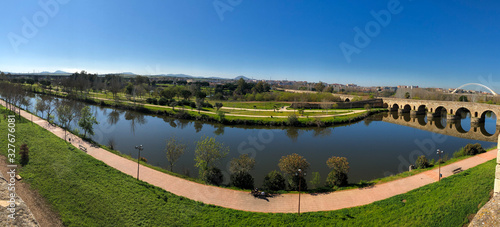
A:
19 94 499 187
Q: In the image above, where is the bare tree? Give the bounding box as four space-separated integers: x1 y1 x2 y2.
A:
165 136 187 171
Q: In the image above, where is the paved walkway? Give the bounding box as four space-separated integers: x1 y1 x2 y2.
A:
2 100 497 213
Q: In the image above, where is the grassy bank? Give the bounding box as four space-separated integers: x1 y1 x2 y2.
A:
30 86 385 127
0 107 494 226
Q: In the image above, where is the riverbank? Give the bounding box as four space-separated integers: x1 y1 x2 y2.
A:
0 100 496 215
0 107 494 225
29 86 387 127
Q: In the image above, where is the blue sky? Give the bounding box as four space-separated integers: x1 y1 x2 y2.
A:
1 0 499 89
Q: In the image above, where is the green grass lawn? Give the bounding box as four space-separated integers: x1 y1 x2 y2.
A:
0 106 494 226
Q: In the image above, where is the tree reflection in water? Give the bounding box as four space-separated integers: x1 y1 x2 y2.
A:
124 110 147 135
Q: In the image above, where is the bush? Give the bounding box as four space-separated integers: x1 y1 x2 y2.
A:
287 114 299 126
326 156 349 187
463 143 486 156
202 102 213 108
262 170 286 191
415 155 430 169
202 167 224 186
230 172 254 189
158 97 169 106
20 143 29 166
289 174 307 191
146 98 158 105
326 170 348 187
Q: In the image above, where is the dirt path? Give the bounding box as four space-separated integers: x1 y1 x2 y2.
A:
0 157 64 227
1 100 497 213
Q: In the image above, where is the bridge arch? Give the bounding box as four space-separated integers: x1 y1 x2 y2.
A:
451 83 498 96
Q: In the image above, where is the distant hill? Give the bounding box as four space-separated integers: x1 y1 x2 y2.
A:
158 74 193 78
54 70 70 74
234 76 251 80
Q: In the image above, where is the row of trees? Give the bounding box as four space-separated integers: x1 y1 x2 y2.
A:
0 80 99 142
164 135 350 191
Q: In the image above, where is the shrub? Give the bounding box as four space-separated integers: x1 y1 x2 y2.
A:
287 113 299 126
20 143 29 166
326 156 349 187
326 170 348 187
202 101 213 108
146 98 157 104
230 172 254 189
463 143 486 156
289 174 307 191
158 97 169 106
415 155 430 169
262 170 286 191
202 167 224 186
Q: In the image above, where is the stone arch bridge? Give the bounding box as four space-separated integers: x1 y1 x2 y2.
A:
382 98 500 125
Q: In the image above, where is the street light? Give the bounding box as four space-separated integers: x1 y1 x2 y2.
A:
296 168 306 216
135 145 144 180
437 149 444 181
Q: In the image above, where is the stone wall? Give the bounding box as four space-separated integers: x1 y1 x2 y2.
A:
290 99 384 109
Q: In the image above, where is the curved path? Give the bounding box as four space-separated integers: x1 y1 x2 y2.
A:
2 100 497 213
44 89 356 118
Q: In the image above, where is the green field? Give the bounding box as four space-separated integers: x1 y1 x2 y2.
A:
0 106 494 226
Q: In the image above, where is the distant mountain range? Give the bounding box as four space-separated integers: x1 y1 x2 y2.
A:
4 70 253 81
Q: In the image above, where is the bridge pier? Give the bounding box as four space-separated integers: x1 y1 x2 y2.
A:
398 109 410 114
427 112 441 118
447 114 460 121
471 117 484 128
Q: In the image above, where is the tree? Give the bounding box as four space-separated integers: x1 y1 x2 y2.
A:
20 144 29 166
215 102 223 112
169 101 178 111
459 95 468 102
194 136 229 181
56 101 81 141
405 92 411 99
108 75 123 99
278 153 310 190
180 89 192 100
287 113 299 126
309 172 321 189
415 155 430 169
262 170 286 191
165 136 187 171
314 82 326 92
229 154 255 174
161 88 176 99
43 96 56 122
78 106 99 138
35 98 48 119
326 156 349 187
320 99 331 113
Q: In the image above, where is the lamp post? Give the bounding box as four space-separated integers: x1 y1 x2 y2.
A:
296 168 306 216
437 149 444 181
135 145 144 180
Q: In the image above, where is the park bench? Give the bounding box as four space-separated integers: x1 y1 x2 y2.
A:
452 167 463 174
79 145 87 153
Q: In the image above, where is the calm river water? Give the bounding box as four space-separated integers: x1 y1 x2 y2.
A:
21 94 499 186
